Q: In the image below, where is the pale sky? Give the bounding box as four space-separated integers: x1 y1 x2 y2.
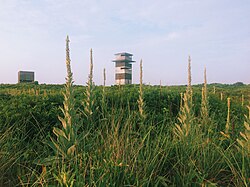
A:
0 0 249 85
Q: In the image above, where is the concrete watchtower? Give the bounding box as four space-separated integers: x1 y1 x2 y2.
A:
112 52 135 85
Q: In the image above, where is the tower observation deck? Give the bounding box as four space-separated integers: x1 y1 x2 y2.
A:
112 52 135 85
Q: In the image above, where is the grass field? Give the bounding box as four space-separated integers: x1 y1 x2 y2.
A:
0 43 249 186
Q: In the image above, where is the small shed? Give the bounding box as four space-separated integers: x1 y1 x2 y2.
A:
18 71 35 83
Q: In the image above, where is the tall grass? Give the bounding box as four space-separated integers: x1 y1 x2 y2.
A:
47 36 79 186
82 48 95 125
174 56 194 140
201 68 209 124
101 68 107 118
187 55 193 103
137 59 146 122
0 125 21 186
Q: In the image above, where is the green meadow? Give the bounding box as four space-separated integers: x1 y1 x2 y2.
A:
0 46 249 186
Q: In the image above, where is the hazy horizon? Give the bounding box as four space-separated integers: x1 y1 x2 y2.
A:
0 0 249 85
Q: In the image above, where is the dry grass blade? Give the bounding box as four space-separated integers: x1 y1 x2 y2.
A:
49 35 78 160
174 93 193 140
201 68 209 125
83 48 95 121
137 59 146 121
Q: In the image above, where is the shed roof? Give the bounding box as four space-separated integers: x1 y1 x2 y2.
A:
18 71 34 74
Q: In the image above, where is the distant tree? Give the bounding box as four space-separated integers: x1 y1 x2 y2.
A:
233 82 244 86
